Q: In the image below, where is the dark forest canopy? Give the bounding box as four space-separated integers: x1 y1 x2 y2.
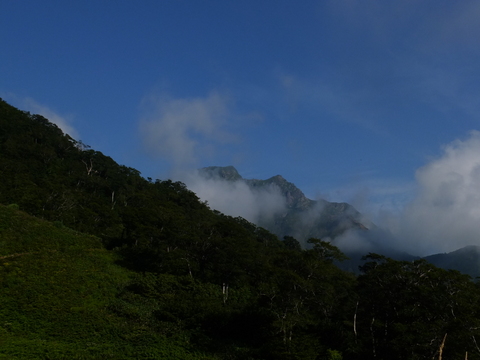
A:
2 98 480 359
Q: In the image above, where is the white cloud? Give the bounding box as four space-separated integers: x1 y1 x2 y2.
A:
389 131 480 255
139 91 238 172
321 131 480 256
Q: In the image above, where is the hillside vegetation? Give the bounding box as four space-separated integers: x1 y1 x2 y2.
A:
0 204 213 359
2 98 480 359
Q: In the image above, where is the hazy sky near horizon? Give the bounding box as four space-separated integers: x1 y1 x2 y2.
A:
2 1 480 238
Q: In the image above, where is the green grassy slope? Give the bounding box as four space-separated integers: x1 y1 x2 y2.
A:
0 204 215 359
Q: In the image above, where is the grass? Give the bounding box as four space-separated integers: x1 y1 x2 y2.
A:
0 204 216 359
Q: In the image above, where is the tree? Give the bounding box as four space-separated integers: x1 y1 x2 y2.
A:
353 255 480 359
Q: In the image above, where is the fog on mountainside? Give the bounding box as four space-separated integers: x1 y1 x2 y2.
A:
183 166 386 255
184 166 287 227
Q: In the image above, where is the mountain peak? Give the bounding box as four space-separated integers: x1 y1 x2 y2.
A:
197 165 370 244
263 175 311 210
198 166 242 181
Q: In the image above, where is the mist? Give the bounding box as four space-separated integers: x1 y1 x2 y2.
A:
182 170 287 226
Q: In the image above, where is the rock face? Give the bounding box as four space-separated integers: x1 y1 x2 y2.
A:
198 166 242 181
198 166 369 242
245 174 313 210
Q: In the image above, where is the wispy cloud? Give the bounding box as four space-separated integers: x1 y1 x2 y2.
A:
22 98 79 139
1 94 79 139
273 2 480 140
325 178 415 217
276 71 390 137
326 1 480 120
425 1 480 49
139 91 238 172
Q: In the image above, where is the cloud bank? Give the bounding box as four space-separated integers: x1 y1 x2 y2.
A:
389 131 480 255
325 130 480 257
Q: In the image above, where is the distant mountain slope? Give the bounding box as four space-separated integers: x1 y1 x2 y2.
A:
424 245 480 278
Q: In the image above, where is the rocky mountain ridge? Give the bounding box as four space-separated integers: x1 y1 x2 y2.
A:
198 166 369 243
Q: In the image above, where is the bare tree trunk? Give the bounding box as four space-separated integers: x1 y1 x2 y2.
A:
370 317 376 358
185 257 193 278
222 283 229 304
82 159 94 175
436 333 447 360
111 190 116 210
353 301 358 341
472 335 480 353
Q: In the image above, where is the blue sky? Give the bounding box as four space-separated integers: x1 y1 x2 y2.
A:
2 1 480 250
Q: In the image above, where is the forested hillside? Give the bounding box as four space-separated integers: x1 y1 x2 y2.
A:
2 98 480 359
